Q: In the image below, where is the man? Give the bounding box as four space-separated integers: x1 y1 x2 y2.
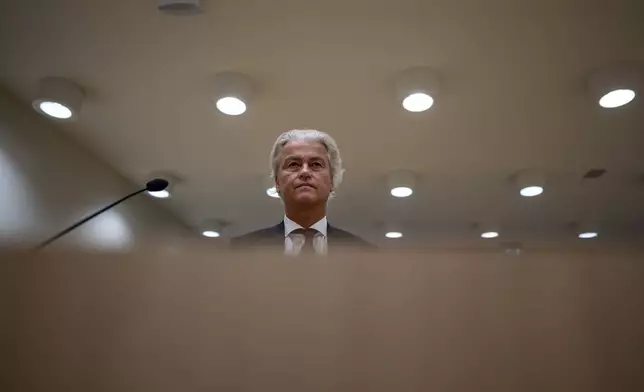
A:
230 129 373 255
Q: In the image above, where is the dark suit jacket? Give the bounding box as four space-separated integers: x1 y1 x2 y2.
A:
230 221 375 251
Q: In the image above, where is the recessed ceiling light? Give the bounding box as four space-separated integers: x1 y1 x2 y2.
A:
520 185 544 197
588 67 640 109
513 170 546 197
200 219 227 238
266 186 280 198
32 77 84 121
573 221 600 239
216 97 247 116
38 101 73 119
390 186 413 197
212 72 253 116
387 170 416 198
394 67 440 113
402 93 434 112
598 89 636 108
481 231 499 239
147 190 170 198
385 231 403 238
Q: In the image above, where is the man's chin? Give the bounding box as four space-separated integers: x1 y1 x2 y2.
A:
293 195 319 204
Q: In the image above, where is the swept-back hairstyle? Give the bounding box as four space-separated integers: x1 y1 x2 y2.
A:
269 129 344 197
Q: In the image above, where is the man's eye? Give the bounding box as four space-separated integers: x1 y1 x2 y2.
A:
312 162 323 168
287 162 300 168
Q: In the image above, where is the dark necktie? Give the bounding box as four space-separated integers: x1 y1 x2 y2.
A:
293 228 317 254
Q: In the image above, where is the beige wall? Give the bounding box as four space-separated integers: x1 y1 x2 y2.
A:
0 89 189 250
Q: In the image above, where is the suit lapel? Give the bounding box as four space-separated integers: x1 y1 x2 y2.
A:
267 221 285 245
274 221 285 236
326 223 339 248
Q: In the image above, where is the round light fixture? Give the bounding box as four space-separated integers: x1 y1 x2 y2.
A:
513 170 546 198
212 72 253 116
402 92 434 112
385 231 403 238
394 67 440 113
572 221 600 240
38 101 73 119
32 77 84 121
199 219 228 239
520 185 544 197
147 190 170 199
266 186 280 198
387 170 416 198
202 230 220 238
216 97 247 116
390 186 413 198
598 89 636 108
588 67 640 109
481 231 499 239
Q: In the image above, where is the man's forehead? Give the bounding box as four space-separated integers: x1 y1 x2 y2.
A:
281 140 328 158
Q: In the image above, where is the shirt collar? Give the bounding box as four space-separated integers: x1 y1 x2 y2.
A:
283 215 327 237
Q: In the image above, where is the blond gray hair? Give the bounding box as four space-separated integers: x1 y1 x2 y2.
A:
270 129 344 196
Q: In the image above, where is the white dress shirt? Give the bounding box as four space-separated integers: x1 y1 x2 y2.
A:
283 215 328 256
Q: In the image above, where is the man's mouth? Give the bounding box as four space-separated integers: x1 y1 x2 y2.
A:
296 184 315 189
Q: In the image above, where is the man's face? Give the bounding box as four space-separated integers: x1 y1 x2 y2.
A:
275 140 332 206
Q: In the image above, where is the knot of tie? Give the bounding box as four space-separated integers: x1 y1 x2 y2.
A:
293 228 317 238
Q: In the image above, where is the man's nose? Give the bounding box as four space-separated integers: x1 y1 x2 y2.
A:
299 164 312 176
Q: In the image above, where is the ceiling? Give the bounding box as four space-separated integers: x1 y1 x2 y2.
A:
1 0 644 249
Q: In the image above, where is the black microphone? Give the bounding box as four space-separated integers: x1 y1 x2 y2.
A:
35 178 170 250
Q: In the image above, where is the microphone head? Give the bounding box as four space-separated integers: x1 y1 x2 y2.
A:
146 178 169 192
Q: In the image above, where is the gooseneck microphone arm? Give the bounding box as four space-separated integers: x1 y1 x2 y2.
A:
35 179 169 250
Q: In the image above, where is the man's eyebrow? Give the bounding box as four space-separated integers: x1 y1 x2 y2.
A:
283 155 325 162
